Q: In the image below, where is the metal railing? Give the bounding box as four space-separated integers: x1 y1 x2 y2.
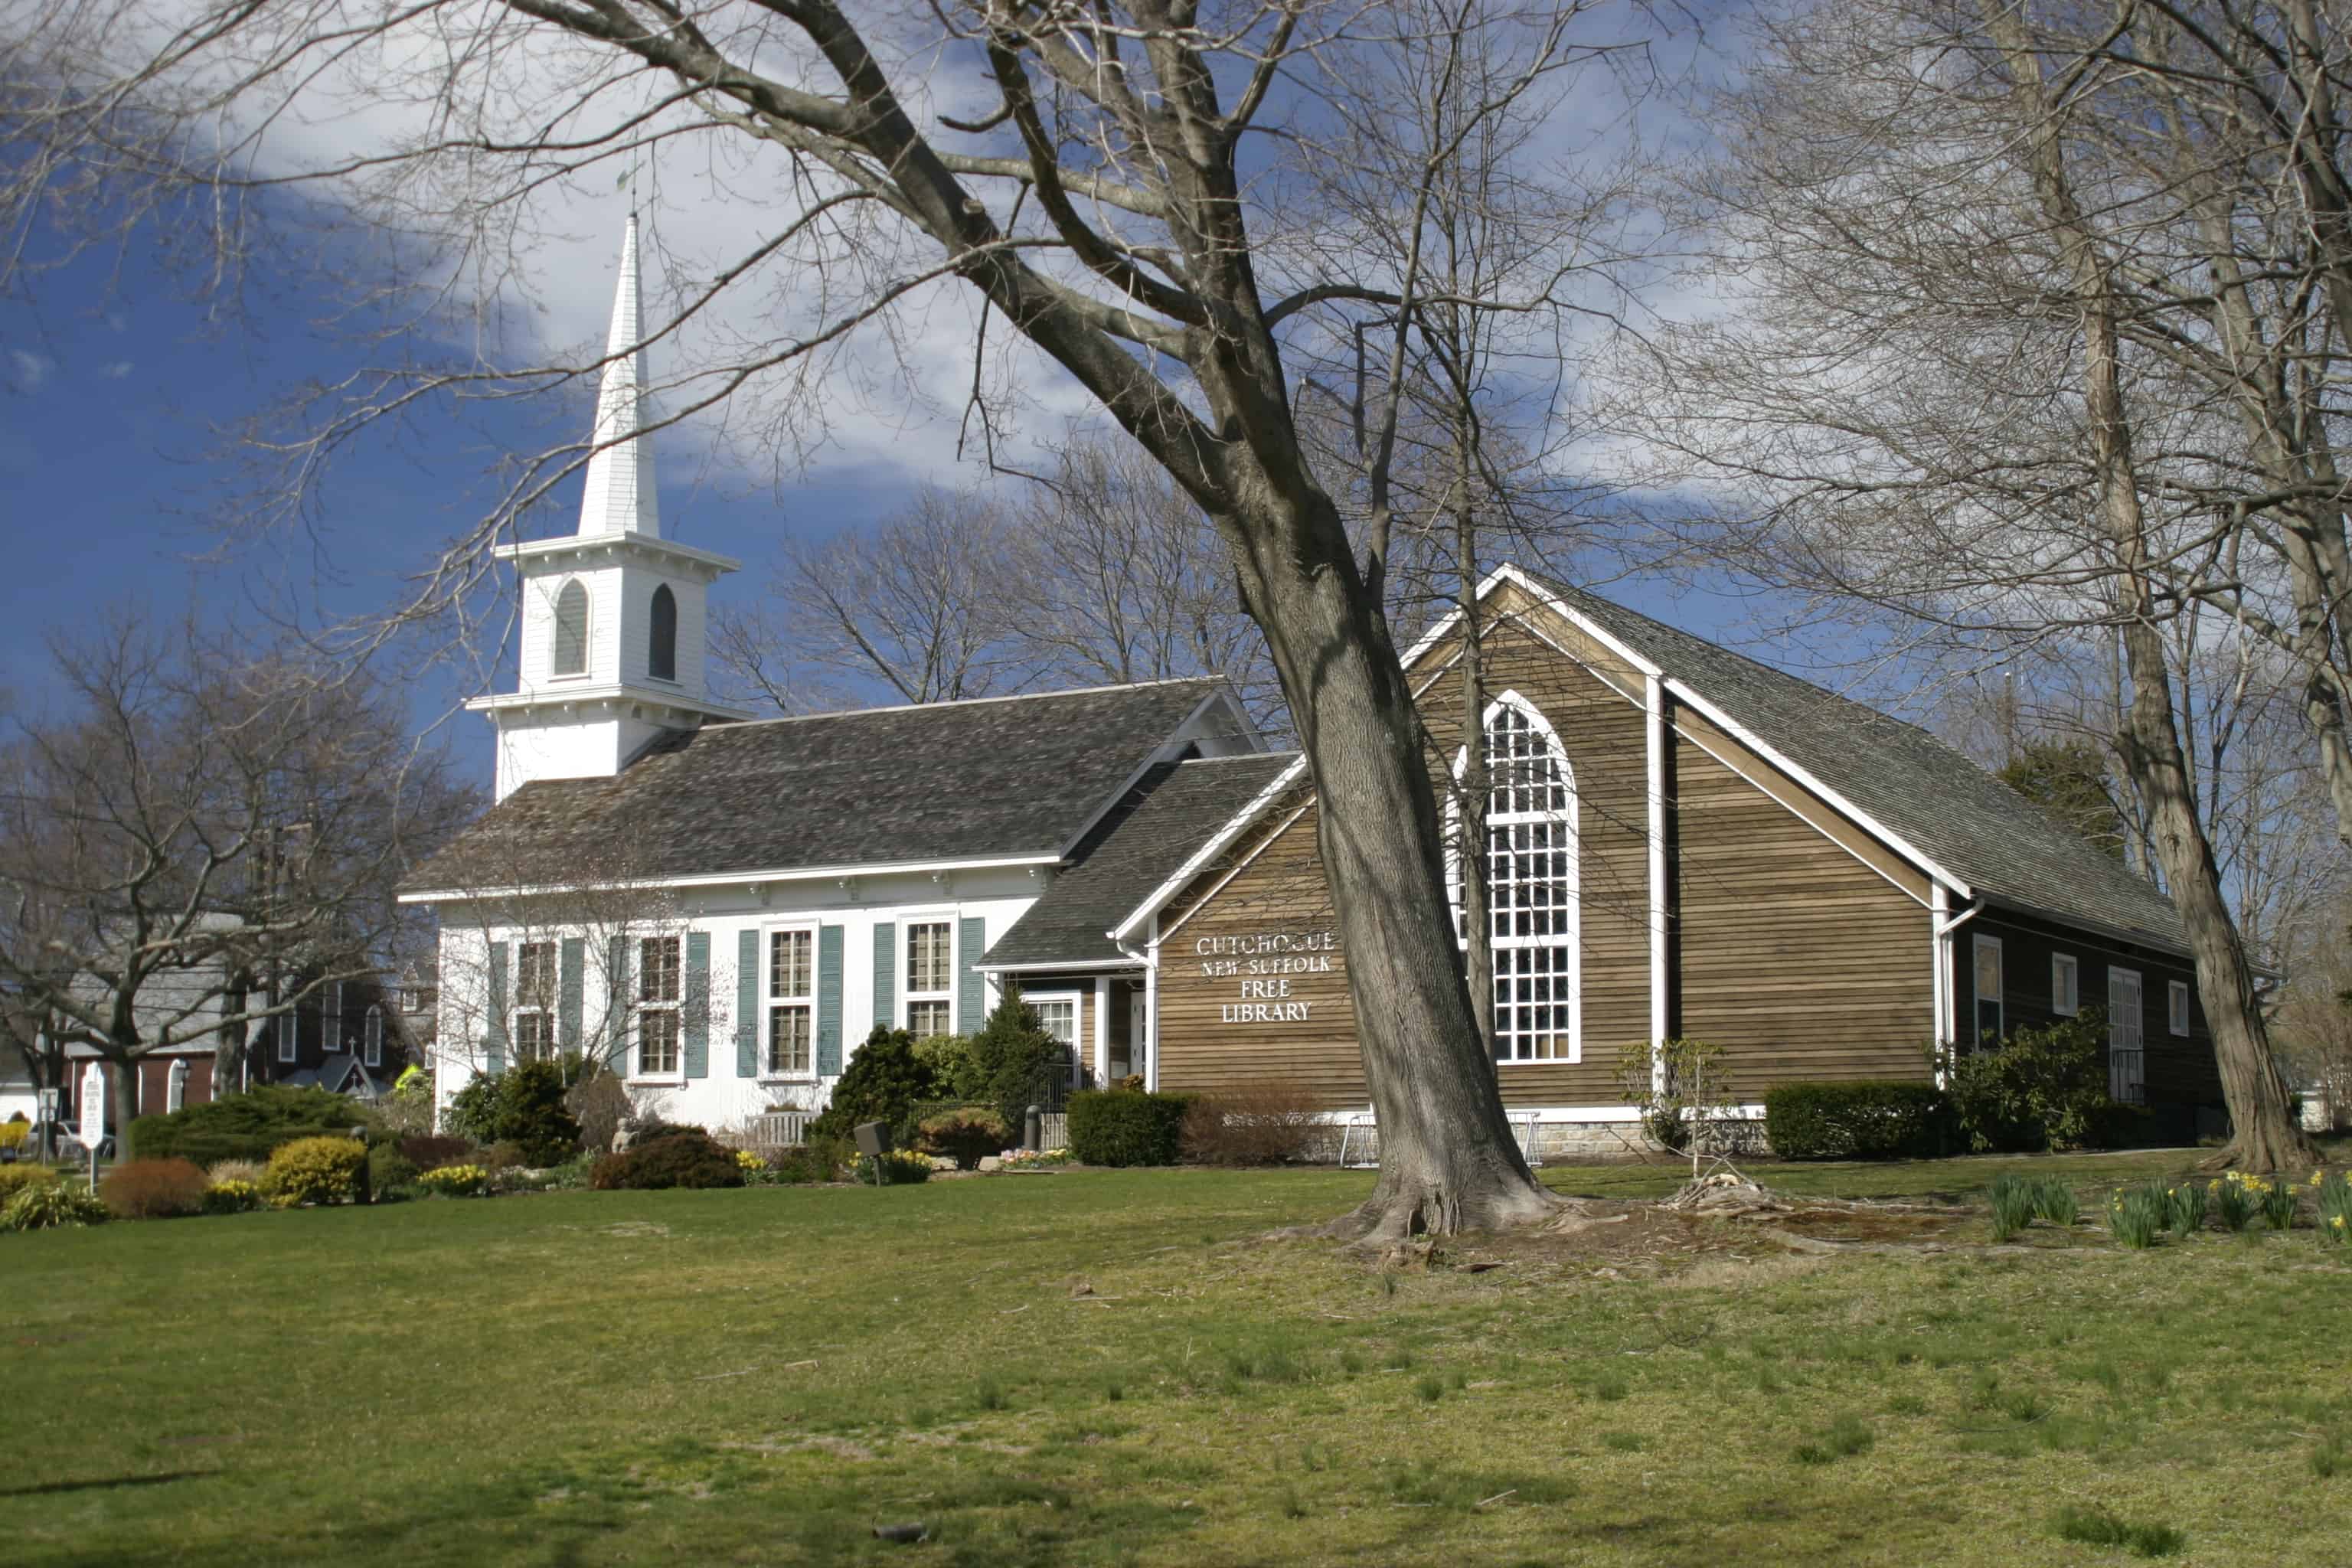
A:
2109 1049 2146 1106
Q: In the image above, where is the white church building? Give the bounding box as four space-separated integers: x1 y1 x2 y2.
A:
398 220 1266 1132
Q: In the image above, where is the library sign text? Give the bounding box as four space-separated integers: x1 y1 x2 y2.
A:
1195 929 1341 1024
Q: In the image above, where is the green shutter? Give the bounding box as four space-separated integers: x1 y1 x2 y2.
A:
558 936 585 1056
684 930 710 1080
958 916 985 1031
736 928 759 1078
817 925 844 1076
485 940 509 1075
606 935 633 1073
872 923 896 1030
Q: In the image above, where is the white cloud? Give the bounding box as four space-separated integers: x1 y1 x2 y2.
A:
100 360 135 380
8 349 51 390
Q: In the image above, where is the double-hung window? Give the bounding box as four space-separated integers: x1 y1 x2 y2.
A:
2109 966 2146 1103
1972 935 2004 1045
906 921 954 1038
1028 993 1083 1086
514 942 557 1062
364 1005 383 1068
637 936 681 1076
2168 980 2193 1037
2051 953 2079 1016
767 929 814 1076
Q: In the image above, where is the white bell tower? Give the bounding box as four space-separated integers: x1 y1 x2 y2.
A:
468 215 753 802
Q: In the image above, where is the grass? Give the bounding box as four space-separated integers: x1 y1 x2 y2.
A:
7 1152 2350 1566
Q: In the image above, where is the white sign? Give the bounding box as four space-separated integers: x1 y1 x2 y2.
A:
78 1062 106 1152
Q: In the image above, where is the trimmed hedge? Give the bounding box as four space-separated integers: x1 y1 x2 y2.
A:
1067 1089 1194 1168
590 1131 744 1191
1764 1081 1952 1161
130 1086 377 1166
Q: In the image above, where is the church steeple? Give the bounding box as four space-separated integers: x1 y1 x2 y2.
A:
467 214 750 803
577 213 659 538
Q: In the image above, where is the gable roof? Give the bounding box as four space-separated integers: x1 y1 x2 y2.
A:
401 678 1249 896
1512 568 2187 953
982 753 1300 970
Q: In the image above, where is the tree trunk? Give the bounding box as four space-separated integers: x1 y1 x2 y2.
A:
1991 6 2315 1169
1223 490 1556 1240
1455 426 1495 1047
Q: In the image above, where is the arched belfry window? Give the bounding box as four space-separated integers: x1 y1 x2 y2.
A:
1452 691 1580 1063
648 583 678 681
551 580 590 677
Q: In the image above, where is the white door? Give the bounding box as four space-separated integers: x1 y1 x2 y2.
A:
1124 990 1148 1085
2109 968 2145 1102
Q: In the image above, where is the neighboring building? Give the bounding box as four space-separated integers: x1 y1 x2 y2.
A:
244 972 415 1102
401 224 2226 1151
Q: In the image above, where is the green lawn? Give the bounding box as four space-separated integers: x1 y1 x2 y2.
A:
10 1153 2350 1566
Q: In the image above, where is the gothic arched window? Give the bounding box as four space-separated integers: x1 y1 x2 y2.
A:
648 583 678 681
1453 691 1580 1063
552 580 590 677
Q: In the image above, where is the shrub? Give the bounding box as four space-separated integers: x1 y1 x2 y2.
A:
377 1063 436 1136
2 1181 109 1232
2109 1183 2167 1248
1067 1089 1194 1168
201 1178 264 1214
397 1135 474 1171
100 1158 210 1219
263 1136 368 1206
766 1147 830 1184
849 1149 933 1184
589 1131 743 1191
1179 1084 1325 1165
1615 1037 1741 1152
418 1163 488 1197
911 1032 979 1096
1764 1080 1952 1161
368 1143 421 1193
205 1158 268 1187
442 1076 502 1144
481 1059 584 1165
566 1065 632 1155
959 991 1070 1132
1988 1174 2037 1242
0 1119 28 1151
1940 1011 2113 1152
129 1085 377 1166
914 1106 1009 1170
803 1130 854 1182
0 1165 61 1203
808 1026 943 1144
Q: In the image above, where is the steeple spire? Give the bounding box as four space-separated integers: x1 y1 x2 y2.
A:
577 213 660 537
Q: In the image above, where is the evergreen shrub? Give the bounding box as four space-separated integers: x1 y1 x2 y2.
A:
100 1158 210 1219
1763 1081 1952 1161
589 1131 743 1191
1067 1089 1194 1168
129 1085 377 1166
1939 1011 2113 1152
959 992 1070 1134
368 1143 420 1193
263 1136 368 1206
808 1026 942 1144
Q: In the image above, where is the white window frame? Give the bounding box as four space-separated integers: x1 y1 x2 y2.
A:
1972 933 2004 1045
1025 991 1086 1088
763 923 818 1080
1450 691 1582 1066
550 577 591 679
513 940 557 1064
364 1005 383 1068
2109 965 2146 1102
900 915 958 1038
276 1021 296 1064
330 982 345 1054
634 934 683 1080
2050 952 2079 1017
2167 978 2192 1037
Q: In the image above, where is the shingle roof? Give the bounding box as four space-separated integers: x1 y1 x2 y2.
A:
403 678 1243 893
1524 570 2189 953
982 753 1299 969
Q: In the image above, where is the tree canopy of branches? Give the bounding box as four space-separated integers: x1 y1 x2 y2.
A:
0 622 478 1144
0 0 1655 1231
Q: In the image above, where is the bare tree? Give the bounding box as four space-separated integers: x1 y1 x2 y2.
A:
3 0 1670 1229
0 619 479 1150
1612 0 2320 1165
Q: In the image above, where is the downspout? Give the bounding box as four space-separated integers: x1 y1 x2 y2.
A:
1931 887 1988 1086
1114 929 1158 1093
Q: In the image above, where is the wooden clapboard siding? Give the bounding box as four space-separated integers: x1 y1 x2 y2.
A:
1674 737 1932 1095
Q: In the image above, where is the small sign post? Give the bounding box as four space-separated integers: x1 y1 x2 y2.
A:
78 1061 106 1184
36 1086 60 1166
